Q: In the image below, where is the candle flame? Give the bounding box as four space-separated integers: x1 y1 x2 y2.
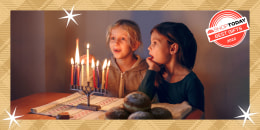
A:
96 60 99 67
107 60 111 67
75 39 80 64
102 59 107 69
81 59 84 65
92 58 95 68
71 58 74 64
86 43 90 49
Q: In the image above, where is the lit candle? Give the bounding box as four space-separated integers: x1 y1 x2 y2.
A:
105 60 111 89
74 65 77 85
86 43 90 82
75 38 80 86
92 58 96 88
71 58 74 86
101 59 107 89
80 59 84 86
96 60 100 89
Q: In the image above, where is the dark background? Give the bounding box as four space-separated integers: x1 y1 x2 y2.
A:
11 11 249 119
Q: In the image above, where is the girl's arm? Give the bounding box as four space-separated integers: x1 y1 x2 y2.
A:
138 57 160 100
138 70 157 100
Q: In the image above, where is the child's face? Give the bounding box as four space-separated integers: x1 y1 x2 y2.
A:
109 27 133 59
148 30 172 64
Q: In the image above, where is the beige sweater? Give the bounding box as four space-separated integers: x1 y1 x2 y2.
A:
106 55 148 98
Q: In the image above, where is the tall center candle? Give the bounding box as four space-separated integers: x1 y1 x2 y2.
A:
71 58 74 85
105 60 111 89
75 39 80 86
86 43 90 82
101 59 107 89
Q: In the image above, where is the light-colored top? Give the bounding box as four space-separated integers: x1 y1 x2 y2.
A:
107 55 148 98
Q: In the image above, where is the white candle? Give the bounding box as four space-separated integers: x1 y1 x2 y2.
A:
86 43 90 82
102 59 107 89
81 59 84 86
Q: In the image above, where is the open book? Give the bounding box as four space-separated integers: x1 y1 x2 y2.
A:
31 92 124 119
31 92 192 119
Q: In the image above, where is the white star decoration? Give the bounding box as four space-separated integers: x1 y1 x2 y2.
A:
3 107 23 128
59 6 81 28
235 105 257 127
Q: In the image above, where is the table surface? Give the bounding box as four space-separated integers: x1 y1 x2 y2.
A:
11 92 203 120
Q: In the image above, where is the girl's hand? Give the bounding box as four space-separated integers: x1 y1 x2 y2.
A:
146 57 160 72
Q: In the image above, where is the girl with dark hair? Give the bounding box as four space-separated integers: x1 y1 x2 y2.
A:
138 22 204 111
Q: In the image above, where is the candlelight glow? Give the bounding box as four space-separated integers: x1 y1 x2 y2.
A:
92 58 95 68
96 60 99 67
75 39 80 64
81 59 84 65
71 58 74 64
87 43 90 49
102 59 107 69
107 60 111 67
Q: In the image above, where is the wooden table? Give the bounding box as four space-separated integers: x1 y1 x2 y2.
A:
11 92 71 119
11 92 203 119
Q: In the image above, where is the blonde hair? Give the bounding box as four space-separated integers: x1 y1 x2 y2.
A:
106 19 142 49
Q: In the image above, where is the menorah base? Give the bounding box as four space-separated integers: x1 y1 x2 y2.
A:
77 103 101 111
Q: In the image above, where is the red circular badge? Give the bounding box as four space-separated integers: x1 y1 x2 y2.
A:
206 10 249 48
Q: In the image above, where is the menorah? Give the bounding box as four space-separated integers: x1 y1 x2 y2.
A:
70 39 110 111
70 82 107 111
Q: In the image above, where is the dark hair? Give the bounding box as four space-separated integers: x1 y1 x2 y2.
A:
106 19 142 49
151 22 197 69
